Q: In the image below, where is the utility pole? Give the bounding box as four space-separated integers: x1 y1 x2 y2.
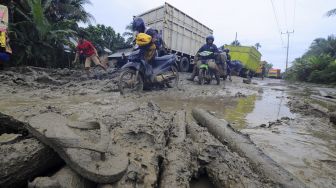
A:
281 30 294 72
234 32 238 46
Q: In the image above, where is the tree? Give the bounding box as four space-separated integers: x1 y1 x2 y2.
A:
82 24 128 54
231 40 241 46
5 0 93 67
286 35 336 84
304 35 336 59
9 0 78 67
254 43 261 50
122 22 133 46
326 8 336 17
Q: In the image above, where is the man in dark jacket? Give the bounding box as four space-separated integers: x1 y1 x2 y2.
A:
187 35 220 84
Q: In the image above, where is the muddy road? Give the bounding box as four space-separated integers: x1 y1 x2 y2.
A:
0 66 336 187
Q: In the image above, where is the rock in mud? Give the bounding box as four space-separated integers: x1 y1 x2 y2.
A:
330 112 336 125
0 133 21 144
243 79 251 84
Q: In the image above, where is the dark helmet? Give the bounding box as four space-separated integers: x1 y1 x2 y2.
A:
224 48 230 53
206 35 214 43
145 28 156 37
132 17 145 33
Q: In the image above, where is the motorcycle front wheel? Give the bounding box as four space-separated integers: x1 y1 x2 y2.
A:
118 68 143 95
198 69 206 85
165 66 179 88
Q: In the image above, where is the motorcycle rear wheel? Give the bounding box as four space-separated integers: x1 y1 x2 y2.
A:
118 68 143 95
166 66 179 88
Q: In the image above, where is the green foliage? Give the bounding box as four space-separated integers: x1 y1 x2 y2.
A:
265 63 273 72
5 0 92 67
286 35 336 84
254 43 261 50
81 24 128 55
4 0 128 68
122 22 134 46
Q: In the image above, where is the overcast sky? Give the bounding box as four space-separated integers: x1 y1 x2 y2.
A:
84 0 335 71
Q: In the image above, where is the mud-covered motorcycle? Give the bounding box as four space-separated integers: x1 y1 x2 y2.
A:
197 51 217 85
118 49 179 95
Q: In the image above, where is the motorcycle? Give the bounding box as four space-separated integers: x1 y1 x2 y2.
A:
197 51 217 85
118 49 179 95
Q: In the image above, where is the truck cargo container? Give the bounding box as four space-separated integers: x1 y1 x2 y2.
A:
268 68 281 78
137 2 213 72
224 45 262 75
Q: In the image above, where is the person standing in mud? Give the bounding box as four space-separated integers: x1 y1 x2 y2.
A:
224 48 232 81
72 33 107 77
261 63 266 80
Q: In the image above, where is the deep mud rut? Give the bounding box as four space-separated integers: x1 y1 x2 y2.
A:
0 66 336 187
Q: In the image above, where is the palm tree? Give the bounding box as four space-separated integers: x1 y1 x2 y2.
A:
122 22 133 46
255 43 261 50
9 0 91 67
231 40 241 46
49 0 94 23
326 8 336 17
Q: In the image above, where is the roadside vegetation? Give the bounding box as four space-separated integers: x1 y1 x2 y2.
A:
286 9 336 84
286 35 336 84
3 0 127 68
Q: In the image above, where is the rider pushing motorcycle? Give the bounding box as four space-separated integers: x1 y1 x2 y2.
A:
187 35 221 85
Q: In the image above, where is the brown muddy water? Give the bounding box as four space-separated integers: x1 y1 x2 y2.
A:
151 84 295 130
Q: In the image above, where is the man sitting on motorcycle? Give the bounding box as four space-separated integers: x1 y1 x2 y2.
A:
187 35 221 85
132 17 158 80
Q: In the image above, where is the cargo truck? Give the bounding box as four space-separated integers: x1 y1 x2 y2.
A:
137 3 213 72
267 68 281 79
224 45 261 77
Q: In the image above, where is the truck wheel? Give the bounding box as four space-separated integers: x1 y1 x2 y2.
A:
179 57 189 72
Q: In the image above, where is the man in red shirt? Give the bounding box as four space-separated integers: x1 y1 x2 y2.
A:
73 34 107 77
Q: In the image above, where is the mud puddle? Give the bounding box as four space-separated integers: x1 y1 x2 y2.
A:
244 83 295 128
151 83 295 130
241 79 336 188
242 118 336 188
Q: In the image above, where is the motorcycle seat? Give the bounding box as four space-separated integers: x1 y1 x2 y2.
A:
154 54 175 62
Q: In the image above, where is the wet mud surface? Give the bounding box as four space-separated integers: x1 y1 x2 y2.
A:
0 66 336 187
